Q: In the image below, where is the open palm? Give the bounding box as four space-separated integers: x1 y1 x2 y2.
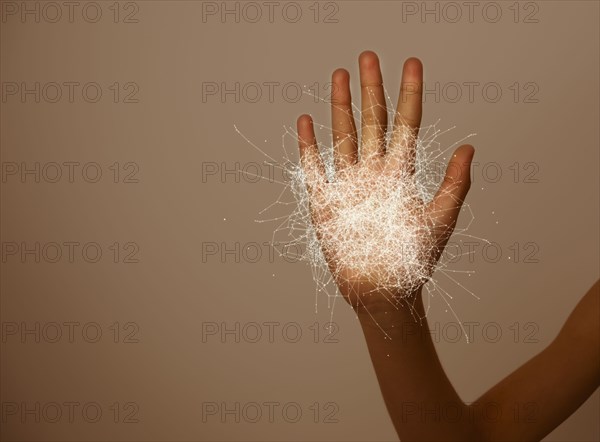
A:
297 51 474 310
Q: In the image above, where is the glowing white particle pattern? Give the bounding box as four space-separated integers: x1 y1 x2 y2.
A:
235 87 487 340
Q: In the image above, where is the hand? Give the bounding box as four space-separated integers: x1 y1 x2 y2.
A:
296 51 474 313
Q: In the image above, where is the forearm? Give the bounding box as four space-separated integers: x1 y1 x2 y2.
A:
359 282 600 442
475 280 600 441
357 290 477 441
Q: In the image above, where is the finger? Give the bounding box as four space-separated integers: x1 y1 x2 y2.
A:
359 51 387 160
430 145 475 235
297 114 326 189
331 68 358 171
388 57 423 172
297 114 331 229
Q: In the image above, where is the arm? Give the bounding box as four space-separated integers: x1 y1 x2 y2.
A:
475 280 599 441
357 292 477 442
358 281 599 442
296 51 599 441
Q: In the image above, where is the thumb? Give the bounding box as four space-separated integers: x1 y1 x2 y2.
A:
430 144 475 232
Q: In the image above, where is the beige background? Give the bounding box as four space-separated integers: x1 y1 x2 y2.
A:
1 1 599 441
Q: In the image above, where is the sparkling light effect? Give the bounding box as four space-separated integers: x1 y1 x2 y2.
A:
236 87 486 340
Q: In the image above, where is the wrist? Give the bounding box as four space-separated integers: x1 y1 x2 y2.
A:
355 287 424 329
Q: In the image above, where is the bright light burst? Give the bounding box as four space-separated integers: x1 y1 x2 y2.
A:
236 87 485 340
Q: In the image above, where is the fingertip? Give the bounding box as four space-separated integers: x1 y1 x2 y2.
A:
332 68 350 83
454 144 475 160
297 114 316 153
359 50 380 68
297 114 313 131
446 145 475 188
403 57 423 73
457 145 474 188
462 144 475 154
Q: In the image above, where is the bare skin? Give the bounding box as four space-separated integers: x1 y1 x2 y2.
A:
297 50 600 441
